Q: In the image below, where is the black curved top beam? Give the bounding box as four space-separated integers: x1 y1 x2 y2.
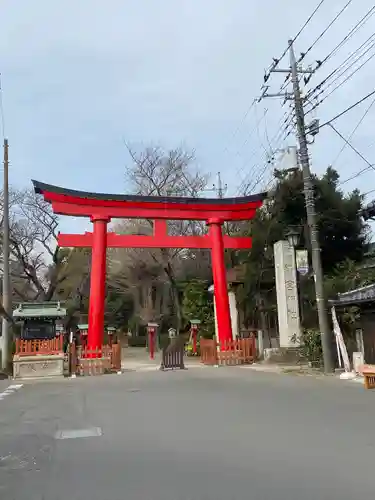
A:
32 180 267 206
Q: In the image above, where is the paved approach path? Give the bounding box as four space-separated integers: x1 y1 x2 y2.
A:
1 368 375 499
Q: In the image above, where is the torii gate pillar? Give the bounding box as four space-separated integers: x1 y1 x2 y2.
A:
209 220 232 344
87 217 109 350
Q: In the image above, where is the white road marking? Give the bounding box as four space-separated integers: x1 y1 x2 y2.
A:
0 383 23 402
55 427 102 440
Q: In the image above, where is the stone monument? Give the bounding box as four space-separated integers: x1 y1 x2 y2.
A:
274 240 301 348
209 286 239 341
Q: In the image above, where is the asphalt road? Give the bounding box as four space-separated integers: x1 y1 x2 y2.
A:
0 367 375 499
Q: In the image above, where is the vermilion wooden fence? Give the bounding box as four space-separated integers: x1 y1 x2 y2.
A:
200 338 217 365
360 365 375 389
200 337 256 366
70 343 122 376
15 337 64 356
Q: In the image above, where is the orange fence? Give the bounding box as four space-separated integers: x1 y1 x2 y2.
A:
359 365 375 389
70 343 122 376
200 337 256 366
15 337 64 356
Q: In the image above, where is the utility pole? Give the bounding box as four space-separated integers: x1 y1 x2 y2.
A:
203 172 228 199
262 40 334 373
216 172 226 199
1 138 10 371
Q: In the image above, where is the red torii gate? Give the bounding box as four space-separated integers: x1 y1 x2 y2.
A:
33 180 266 351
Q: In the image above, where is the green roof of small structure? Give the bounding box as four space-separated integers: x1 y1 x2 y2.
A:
13 301 67 319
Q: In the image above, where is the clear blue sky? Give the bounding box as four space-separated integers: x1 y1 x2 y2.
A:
1 1 374 234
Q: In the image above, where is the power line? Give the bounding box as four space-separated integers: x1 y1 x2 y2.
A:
327 43 375 91
291 0 327 44
317 5 375 69
329 120 375 187
221 0 331 172
310 52 375 114
237 1 327 193
321 38 375 95
234 107 293 190
303 6 375 89
232 105 269 164
236 113 295 195
340 165 373 185
305 40 375 113
363 188 375 197
328 123 375 171
264 0 327 79
233 100 295 187
305 33 375 104
238 131 296 195
319 89 375 129
210 100 258 179
331 95 375 167
299 0 353 63
254 105 269 156
240 2 327 196
224 99 257 149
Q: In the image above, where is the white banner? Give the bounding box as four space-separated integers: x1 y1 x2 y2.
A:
296 249 309 275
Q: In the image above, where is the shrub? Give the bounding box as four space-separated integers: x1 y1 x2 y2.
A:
291 328 323 367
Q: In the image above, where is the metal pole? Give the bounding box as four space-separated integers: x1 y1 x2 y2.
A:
288 40 334 372
1 138 10 370
217 172 223 199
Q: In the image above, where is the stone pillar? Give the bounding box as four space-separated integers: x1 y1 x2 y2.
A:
257 329 264 358
228 291 239 339
212 290 238 341
274 240 301 348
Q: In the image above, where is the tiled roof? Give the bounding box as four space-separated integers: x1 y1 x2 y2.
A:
13 301 67 319
329 283 375 306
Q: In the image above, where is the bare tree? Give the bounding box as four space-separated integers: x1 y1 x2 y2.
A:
0 189 77 302
116 145 210 331
108 220 166 330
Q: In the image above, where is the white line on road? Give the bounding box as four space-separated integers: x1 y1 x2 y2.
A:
7 384 24 390
0 384 23 402
55 427 102 440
